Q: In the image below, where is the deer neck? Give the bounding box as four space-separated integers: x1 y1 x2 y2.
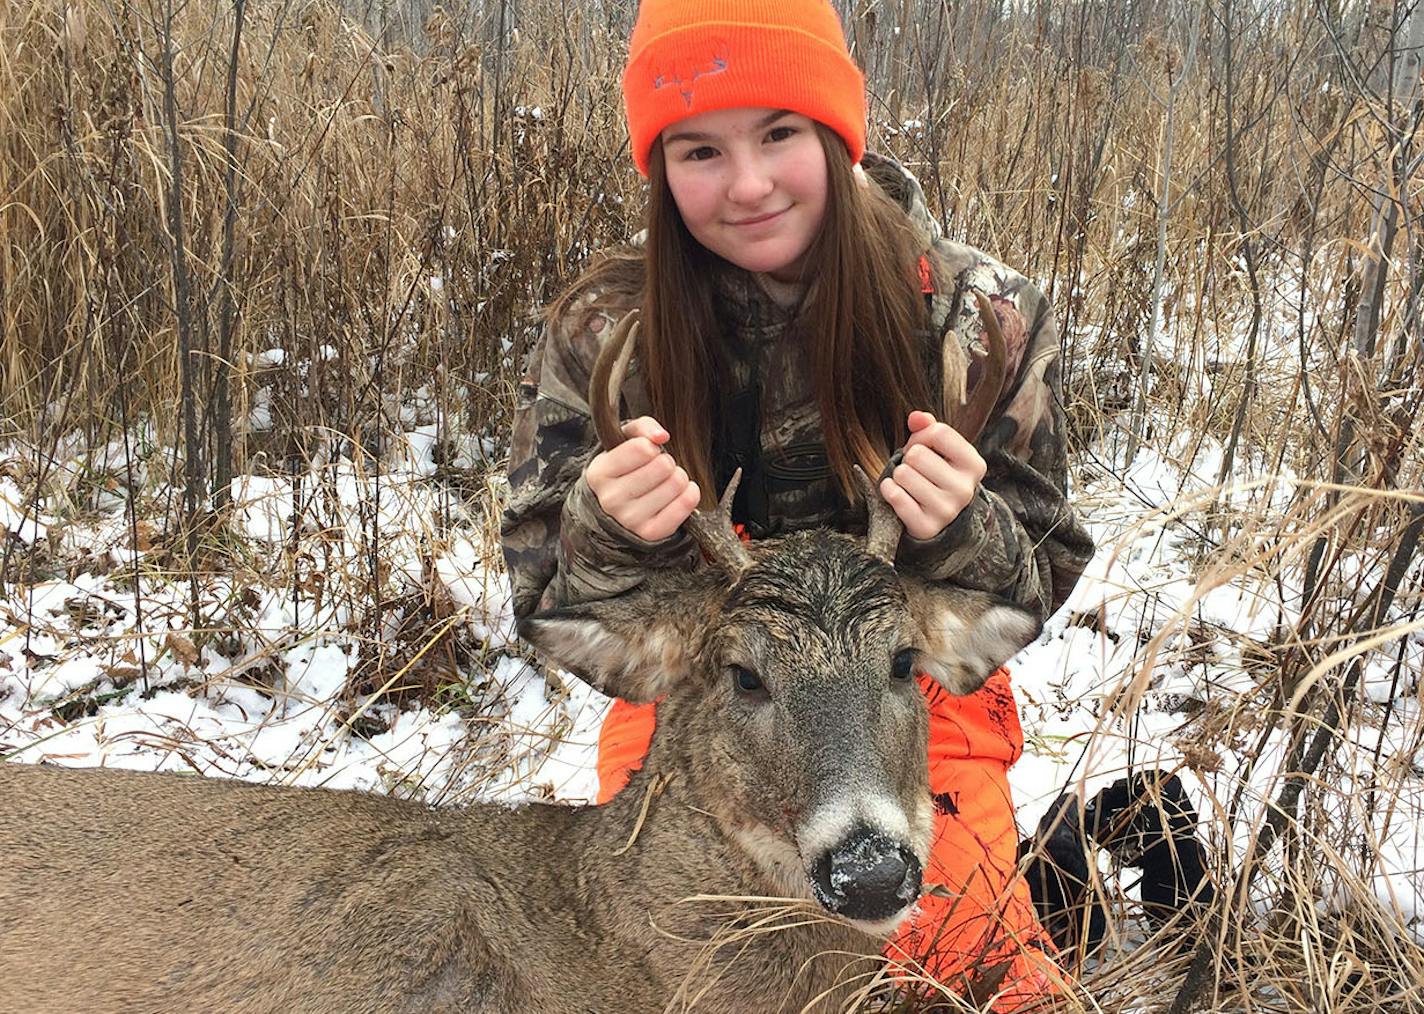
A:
434 699 871 1010
579 694 818 926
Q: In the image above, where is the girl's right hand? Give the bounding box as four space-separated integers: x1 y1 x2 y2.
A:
585 416 701 542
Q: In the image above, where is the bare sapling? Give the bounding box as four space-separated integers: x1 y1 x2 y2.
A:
0 302 1030 1013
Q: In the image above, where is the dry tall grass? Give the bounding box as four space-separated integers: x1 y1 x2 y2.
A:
2 0 1422 1010
1 0 638 472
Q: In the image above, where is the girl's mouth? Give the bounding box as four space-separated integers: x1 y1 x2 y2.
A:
730 208 788 227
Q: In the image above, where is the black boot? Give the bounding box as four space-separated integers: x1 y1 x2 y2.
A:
1084 770 1215 929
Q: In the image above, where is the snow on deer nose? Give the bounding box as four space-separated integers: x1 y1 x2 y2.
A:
810 825 923 923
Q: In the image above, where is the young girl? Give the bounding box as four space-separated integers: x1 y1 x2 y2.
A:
502 0 1094 1007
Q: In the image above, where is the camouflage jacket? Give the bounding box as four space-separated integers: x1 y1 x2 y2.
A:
501 153 1094 627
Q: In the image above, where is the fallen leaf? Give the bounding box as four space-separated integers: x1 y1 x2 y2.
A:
165 632 200 666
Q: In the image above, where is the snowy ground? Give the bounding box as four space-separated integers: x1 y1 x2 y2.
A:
1 426 1420 958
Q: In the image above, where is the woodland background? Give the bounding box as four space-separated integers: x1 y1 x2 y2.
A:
2 0 1423 1010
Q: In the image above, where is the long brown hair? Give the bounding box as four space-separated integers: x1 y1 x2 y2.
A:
552 124 932 507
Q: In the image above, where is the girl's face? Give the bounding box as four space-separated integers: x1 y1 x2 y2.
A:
660 107 829 282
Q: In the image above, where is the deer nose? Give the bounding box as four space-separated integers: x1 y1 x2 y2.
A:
810 827 923 922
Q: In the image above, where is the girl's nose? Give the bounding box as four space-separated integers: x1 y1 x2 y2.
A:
726 155 774 205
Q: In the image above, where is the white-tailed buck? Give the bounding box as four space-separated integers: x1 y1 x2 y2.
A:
0 300 1029 1013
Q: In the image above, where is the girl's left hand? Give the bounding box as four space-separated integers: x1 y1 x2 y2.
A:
878 410 987 540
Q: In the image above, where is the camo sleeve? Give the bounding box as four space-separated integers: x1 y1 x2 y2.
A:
500 301 697 623
895 243 1095 621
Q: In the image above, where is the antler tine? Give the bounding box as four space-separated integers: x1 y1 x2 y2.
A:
853 465 901 565
949 291 1009 444
685 468 753 577
589 309 641 451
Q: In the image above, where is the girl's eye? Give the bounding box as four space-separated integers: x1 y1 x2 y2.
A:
891 649 917 683
766 125 795 143
730 665 766 696
686 145 718 162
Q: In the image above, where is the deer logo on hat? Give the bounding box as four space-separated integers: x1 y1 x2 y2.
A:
651 47 729 107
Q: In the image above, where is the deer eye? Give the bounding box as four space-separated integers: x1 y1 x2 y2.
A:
729 665 767 698
891 649 917 683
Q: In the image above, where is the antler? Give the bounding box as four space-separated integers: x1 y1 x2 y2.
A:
684 469 752 577
588 309 753 578
853 466 901 565
947 291 1009 444
590 309 641 451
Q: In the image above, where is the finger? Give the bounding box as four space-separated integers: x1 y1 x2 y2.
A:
891 460 957 517
907 410 937 433
635 480 703 541
616 465 693 528
619 416 669 444
889 460 975 536
591 435 670 482
898 453 978 513
622 472 699 540
879 476 937 541
903 420 960 453
899 443 977 495
904 420 984 475
600 464 683 518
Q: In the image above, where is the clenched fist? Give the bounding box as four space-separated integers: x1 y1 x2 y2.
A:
585 416 701 542
878 410 987 540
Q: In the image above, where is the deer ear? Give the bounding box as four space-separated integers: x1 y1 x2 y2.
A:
517 582 718 704
904 583 1041 695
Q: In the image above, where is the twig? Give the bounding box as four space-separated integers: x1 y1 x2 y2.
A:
212 0 247 508
159 0 205 627
612 772 668 858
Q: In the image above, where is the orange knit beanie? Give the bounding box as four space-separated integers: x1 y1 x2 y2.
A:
622 0 867 176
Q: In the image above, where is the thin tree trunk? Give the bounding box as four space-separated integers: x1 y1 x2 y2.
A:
213 0 247 509
1127 7 1201 463
1304 0 1422 606
1213 0 1262 498
161 0 204 623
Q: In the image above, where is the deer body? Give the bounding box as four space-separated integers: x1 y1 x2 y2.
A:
1 699 869 1013
0 528 1034 1013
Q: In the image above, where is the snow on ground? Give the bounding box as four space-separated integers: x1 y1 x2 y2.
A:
0 428 1420 948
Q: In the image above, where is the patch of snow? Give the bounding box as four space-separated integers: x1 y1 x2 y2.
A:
403 426 439 478
0 477 49 543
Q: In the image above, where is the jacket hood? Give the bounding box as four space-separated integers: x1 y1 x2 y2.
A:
858 150 943 250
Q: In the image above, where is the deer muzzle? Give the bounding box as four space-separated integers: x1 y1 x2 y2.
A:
809 825 923 924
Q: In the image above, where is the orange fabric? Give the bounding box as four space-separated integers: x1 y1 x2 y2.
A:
892 672 1062 1010
595 696 659 805
595 669 1063 1011
918 253 935 295
621 0 866 175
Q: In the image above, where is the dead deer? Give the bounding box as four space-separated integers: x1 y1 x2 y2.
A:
0 300 1023 1013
